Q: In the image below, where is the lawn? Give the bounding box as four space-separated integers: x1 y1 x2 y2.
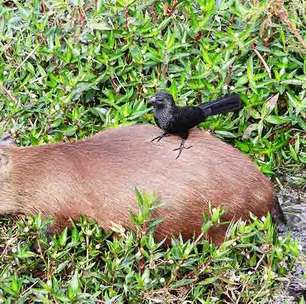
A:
0 0 305 302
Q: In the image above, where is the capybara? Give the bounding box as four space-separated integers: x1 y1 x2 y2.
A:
0 124 281 244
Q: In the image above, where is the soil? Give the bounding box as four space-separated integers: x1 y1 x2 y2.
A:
272 169 306 303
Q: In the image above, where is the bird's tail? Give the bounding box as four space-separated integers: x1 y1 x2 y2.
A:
199 94 242 117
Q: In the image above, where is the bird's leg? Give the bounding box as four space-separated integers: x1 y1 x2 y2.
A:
173 139 192 159
173 132 192 159
151 132 170 143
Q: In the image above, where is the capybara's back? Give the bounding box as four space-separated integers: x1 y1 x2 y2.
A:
0 124 275 244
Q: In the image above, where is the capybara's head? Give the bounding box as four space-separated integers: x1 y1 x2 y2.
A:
0 147 17 214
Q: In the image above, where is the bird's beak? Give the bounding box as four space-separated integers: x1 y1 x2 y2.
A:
148 96 156 107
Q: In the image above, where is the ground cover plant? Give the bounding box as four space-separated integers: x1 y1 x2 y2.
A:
0 0 305 302
0 193 300 302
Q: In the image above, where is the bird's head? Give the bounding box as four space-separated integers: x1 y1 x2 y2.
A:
148 91 175 109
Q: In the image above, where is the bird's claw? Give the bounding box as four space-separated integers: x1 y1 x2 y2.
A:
173 145 192 151
151 135 163 142
173 142 192 159
151 133 169 143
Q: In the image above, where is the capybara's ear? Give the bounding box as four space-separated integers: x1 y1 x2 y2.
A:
0 133 16 146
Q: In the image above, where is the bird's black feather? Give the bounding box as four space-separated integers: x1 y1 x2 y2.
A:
149 92 242 158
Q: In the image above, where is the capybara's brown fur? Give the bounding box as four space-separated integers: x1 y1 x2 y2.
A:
0 124 277 244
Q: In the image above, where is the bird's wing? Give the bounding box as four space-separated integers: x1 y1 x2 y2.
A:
171 107 204 133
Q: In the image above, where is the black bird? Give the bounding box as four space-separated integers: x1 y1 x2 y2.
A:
148 92 242 159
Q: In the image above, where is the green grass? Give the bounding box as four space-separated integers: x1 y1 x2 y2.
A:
0 0 305 302
0 193 300 303
0 0 305 175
